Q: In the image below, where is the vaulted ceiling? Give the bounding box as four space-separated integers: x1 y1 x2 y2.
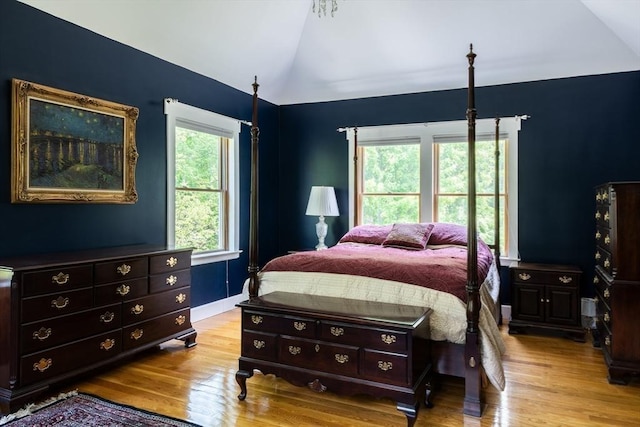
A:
18 0 640 105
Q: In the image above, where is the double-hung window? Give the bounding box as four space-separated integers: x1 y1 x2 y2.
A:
346 117 524 261
165 99 241 265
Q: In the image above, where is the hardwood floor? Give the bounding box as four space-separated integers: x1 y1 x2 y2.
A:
62 308 639 426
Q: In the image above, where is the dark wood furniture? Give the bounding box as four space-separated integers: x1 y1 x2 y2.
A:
593 182 640 384
0 245 197 414
236 292 433 427
508 262 584 341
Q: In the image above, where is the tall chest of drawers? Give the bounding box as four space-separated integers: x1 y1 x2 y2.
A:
0 245 197 413
593 182 640 384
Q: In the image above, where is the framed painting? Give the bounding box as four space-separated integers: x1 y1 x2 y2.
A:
11 79 139 203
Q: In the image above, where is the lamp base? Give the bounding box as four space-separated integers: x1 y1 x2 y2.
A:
315 215 328 250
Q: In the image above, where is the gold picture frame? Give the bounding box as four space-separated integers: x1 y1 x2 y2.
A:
11 79 139 203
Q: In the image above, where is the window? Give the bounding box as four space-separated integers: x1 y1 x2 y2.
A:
165 99 241 265
346 117 525 261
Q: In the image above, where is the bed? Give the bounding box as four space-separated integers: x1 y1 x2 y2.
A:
243 45 504 417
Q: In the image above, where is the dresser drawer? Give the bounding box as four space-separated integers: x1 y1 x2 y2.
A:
149 251 191 274
21 265 92 297
123 287 190 325
21 303 121 354
595 206 612 228
21 288 93 323
362 349 409 386
595 226 612 253
279 336 359 377
122 308 191 351
512 268 580 286
94 257 148 285
20 330 121 387
241 330 277 361
94 277 148 304
595 247 613 276
149 269 191 294
319 321 408 353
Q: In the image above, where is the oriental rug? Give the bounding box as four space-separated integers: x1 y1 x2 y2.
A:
0 390 202 427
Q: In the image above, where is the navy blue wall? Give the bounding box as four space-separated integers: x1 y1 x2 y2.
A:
279 72 640 301
0 1 281 305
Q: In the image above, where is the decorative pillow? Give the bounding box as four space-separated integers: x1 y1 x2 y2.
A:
338 224 392 245
382 223 434 250
428 222 468 246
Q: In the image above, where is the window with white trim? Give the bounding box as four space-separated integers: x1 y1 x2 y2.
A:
346 117 524 261
165 99 241 265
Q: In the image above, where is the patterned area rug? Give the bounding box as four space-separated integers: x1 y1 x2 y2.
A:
0 390 202 426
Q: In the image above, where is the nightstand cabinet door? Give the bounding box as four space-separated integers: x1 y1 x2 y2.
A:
512 283 545 323
545 285 579 325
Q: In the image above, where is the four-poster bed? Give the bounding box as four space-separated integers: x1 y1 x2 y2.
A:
238 45 505 419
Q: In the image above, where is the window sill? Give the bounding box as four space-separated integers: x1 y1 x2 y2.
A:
191 250 242 266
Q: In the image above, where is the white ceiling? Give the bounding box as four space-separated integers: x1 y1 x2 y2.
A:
18 0 640 105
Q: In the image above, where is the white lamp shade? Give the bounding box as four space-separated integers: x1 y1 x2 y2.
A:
305 186 339 217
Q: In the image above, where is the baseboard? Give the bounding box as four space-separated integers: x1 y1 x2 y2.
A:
501 304 511 323
191 294 246 322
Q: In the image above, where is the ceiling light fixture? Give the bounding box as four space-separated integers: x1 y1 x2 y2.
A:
313 0 338 17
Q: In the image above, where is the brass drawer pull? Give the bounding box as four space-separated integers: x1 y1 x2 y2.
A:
378 361 393 371
595 251 601 260
602 191 608 201
604 258 610 268
33 358 52 372
100 311 115 323
593 276 599 284
558 276 572 284
604 235 610 245
176 293 187 304
253 340 265 349
595 211 601 220
330 327 344 336
117 263 131 276
604 212 610 222
130 329 144 340
294 321 306 331
381 334 396 344
131 304 144 315
33 327 52 341
116 284 130 296
251 315 263 325
595 193 601 202
288 346 301 355
52 272 69 285
595 230 601 240
166 275 178 286
335 354 349 364
604 312 610 322
594 296 599 305
175 315 186 325
100 338 115 351
166 256 178 267
603 288 610 298
518 273 531 281
51 296 69 309
604 336 611 346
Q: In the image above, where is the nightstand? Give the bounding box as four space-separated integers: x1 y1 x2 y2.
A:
509 262 585 342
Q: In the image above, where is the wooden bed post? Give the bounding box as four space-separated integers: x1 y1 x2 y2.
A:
353 127 359 226
494 118 501 270
248 76 260 298
464 44 483 417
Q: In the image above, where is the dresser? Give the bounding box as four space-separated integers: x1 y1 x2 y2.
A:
0 245 196 414
509 262 585 341
593 182 640 384
236 292 432 427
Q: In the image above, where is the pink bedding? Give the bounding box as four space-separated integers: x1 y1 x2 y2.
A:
261 241 494 302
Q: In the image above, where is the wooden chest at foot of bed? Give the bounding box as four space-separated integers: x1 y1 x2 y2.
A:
235 292 433 427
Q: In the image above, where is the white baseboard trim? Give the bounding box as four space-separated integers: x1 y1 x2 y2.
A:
501 304 511 323
191 294 246 323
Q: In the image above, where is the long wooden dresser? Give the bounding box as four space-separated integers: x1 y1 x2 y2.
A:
593 182 640 384
0 245 197 414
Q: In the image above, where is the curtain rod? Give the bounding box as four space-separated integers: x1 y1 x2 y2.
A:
336 115 530 132
164 98 252 126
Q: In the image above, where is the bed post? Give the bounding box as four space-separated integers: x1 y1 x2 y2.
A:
248 76 260 298
494 118 501 270
353 127 359 226
464 44 483 417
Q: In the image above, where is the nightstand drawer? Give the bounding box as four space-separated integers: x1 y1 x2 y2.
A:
511 263 580 286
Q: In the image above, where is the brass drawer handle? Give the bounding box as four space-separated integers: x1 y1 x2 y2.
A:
33 358 52 372
604 258 610 268
593 276 599 284
117 263 131 276
604 235 610 245
51 296 69 309
602 191 608 201
116 284 130 296
175 315 186 325
594 296 599 305
166 275 178 286
334 354 349 364
131 304 144 315
294 321 306 331
130 329 144 340
518 273 531 281
33 327 52 341
595 251 601 260
253 340 265 349
595 193 601 202
604 212 610 222
604 336 611 346
176 293 187 304
51 272 69 285
595 211 601 220
604 312 610 322
378 361 393 371
100 338 115 351
166 256 178 267
381 334 396 344
330 327 344 336
603 288 610 298
288 346 301 355
251 315 263 325
558 276 573 284
595 230 601 240
100 311 115 323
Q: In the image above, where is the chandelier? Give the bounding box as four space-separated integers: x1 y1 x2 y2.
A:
313 0 338 17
